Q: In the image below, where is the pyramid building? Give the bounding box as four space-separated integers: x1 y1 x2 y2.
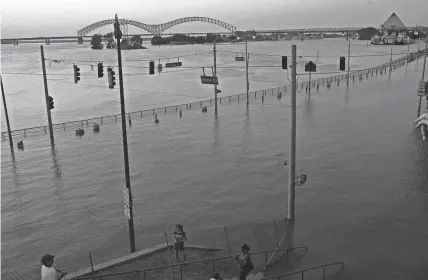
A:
381 13 407 30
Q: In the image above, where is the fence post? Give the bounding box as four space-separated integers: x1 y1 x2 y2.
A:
212 259 215 276
88 252 95 280
223 226 232 257
164 231 173 265
273 221 279 248
264 252 268 275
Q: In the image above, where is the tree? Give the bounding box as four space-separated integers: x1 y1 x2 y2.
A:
151 35 167 45
130 35 143 46
357 27 380 40
91 34 103 49
104 32 114 42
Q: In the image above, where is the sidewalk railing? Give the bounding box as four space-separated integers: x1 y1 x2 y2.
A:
262 261 344 280
1 50 423 139
72 246 308 280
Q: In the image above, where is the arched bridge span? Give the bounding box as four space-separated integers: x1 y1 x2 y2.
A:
77 17 237 36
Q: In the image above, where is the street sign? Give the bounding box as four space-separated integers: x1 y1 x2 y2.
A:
305 61 316 72
165 62 182 68
123 187 130 220
201 75 219 85
235 57 245 61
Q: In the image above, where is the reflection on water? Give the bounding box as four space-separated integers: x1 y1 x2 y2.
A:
50 145 68 217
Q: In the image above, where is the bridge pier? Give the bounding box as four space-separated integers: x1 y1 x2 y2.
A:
45 38 51 45
78 37 83 44
13 40 19 45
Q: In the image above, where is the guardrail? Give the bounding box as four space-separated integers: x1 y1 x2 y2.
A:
71 246 308 280
262 261 344 280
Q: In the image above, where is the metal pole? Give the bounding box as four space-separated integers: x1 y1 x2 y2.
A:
246 31 249 107
417 38 428 118
347 31 351 85
40 45 55 146
288 45 297 222
308 71 311 97
114 14 136 253
390 46 393 72
1 76 13 149
214 40 218 115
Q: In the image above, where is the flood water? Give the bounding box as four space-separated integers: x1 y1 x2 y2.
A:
1 39 427 279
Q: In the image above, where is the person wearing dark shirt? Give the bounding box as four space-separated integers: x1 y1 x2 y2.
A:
235 244 254 280
173 224 187 262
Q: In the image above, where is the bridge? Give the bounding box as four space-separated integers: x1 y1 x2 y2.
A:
77 17 237 36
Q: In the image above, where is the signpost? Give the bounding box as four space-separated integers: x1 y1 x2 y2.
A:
304 61 316 96
124 187 131 220
200 75 219 85
165 62 182 68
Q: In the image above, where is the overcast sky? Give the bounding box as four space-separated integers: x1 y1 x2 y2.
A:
1 0 427 37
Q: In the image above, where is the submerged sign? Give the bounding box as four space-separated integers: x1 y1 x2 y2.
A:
165 62 182 68
201 76 219 85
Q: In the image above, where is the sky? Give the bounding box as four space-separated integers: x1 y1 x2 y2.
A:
1 0 427 37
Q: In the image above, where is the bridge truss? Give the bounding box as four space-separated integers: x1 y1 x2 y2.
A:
77 17 237 36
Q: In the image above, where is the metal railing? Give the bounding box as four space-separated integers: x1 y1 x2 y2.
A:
1 50 423 139
71 246 308 280
262 261 344 280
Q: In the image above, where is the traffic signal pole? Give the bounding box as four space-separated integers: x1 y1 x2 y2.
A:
114 14 136 253
214 40 218 115
245 31 249 107
288 45 297 223
1 76 13 150
40 45 55 146
347 30 351 86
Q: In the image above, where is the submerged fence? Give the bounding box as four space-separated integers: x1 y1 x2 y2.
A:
2 50 425 140
2 218 298 280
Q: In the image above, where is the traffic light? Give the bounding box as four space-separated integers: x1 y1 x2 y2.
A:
97 62 104 78
107 67 116 89
149 61 155 75
282 56 288 69
339 57 346 71
48 95 54 110
73 64 80 83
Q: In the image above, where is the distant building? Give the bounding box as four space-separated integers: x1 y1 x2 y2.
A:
380 13 407 31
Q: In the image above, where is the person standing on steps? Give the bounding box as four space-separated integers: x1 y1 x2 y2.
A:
235 244 254 280
173 224 187 262
41 254 67 280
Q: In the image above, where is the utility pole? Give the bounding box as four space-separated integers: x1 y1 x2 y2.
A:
1 76 13 149
214 39 218 115
40 45 55 146
288 45 297 223
114 14 136 253
347 30 351 85
417 37 428 118
245 31 249 107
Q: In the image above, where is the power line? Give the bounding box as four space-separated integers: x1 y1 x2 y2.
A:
50 51 212 64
